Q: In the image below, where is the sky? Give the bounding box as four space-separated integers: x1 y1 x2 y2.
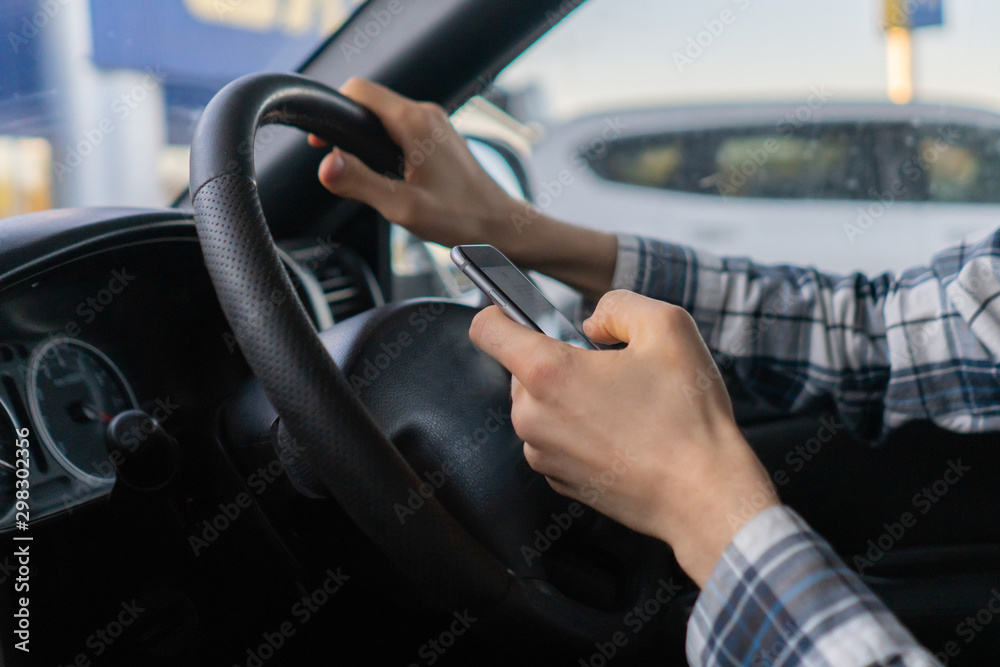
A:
498 0 1000 120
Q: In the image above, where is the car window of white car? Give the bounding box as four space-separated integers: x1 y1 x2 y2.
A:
493 0 1000 276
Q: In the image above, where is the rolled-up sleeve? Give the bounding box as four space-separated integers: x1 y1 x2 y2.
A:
610 230 1000 443
687 506 941 667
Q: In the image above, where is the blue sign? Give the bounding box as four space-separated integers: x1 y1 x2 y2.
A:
88 0 358 88
0 0 54 133
910 0 943 29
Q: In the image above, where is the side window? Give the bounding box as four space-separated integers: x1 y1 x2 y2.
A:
713 129 862 199
587 126 869 200
493 0 1000 274
588 135 684 191
920 126 1000 204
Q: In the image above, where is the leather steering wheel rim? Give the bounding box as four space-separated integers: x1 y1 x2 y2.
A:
189 72 675 654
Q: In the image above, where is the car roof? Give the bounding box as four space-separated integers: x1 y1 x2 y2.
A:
548 102 1000 136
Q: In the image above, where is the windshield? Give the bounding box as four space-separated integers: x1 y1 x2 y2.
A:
0 0 366 218
488 0 1000 275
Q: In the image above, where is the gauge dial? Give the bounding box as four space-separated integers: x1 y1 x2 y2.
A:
28 338 137 482
0 399 20 521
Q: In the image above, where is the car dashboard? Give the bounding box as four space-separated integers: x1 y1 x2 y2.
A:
0 207 384 533
0 207 392 665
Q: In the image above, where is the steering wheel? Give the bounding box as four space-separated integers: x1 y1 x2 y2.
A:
189 72 676 657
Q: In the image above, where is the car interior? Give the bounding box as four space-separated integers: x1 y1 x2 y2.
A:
2 1 999 665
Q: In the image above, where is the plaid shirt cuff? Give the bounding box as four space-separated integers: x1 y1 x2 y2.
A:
611 233 643 292
611 232 725 320
686 505 939 667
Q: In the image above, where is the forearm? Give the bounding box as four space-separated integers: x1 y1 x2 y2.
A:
489 202 618 302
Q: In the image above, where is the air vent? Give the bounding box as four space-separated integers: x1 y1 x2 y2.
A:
279 241 384 329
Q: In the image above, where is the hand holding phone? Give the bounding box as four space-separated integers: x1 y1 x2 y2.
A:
451 244 596 349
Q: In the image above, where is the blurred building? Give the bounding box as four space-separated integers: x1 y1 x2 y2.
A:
0 0 362 218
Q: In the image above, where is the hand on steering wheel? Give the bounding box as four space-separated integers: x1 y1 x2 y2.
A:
311 78 519 251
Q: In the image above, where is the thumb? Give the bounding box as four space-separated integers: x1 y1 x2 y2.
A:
583 290 670 345
318 148 416 223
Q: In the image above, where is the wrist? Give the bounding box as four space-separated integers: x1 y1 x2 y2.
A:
487 200 618 301
661 439 780 587
485 198 551 266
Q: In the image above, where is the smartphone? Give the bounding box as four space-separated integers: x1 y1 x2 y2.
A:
451 244 595 349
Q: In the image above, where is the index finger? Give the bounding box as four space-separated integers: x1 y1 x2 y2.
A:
308 80 411 149
338 78 416 146
469 306 567 380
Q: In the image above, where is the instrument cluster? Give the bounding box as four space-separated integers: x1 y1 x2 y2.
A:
0 337 138 528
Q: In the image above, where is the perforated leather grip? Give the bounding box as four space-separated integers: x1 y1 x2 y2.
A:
190 72 402 195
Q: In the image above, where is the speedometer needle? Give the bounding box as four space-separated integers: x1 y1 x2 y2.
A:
70 401 112 424
0 459 14 471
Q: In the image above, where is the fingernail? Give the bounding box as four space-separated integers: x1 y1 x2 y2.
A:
331 152 345 177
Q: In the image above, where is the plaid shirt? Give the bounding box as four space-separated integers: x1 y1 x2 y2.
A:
611 229 1000 443
609 231 1000 665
